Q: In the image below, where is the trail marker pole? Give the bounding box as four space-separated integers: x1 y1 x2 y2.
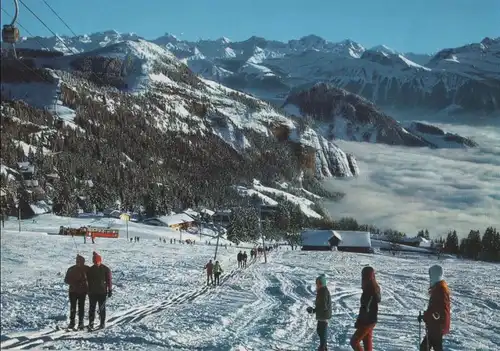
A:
259 204 267 263
214 230 221 260
15 198 21 232
120 213 130 240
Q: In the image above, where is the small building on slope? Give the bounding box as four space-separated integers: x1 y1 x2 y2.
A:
301 230 342 251
160 213 195 230
143 213 195 230
336 231 373 253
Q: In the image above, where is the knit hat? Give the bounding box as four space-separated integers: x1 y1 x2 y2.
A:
93 251 102 265
316 274 327 286
429 265 444 287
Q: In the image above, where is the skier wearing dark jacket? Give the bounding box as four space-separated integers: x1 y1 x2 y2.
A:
307 274 332 351
242 252 248 268
64 254 89 330
418 265 450 351
87 252 112 330
237 251 243 268
350 266 381 351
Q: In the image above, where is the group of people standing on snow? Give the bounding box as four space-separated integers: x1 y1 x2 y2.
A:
64 251 113 331
237 251 248 268
307 264 450 351
204 259 224 286
204 247 264 286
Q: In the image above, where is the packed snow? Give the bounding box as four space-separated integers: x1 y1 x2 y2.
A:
1 216 500 350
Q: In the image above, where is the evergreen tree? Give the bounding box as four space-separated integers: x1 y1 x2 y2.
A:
334 217 359 231
444 230 459 254
482 227 499 262
462 230 482 260
417 229 430 240
227 206 260 244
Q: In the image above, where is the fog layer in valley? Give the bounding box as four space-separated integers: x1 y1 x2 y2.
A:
323 119 500 238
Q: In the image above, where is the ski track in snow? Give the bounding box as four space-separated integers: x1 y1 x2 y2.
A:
2 229 500 350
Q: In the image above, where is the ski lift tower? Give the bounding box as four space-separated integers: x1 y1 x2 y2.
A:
2 0 20 58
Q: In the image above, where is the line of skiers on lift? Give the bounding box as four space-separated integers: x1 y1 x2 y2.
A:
64 252 113 331
307 265 450 351
203 246 278 286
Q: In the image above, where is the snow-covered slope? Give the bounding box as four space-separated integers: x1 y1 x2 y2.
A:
2 228 499 350
17 32 500 114
1 40 358 178
283 83 478 149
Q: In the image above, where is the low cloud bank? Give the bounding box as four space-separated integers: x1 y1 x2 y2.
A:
323 122 500 239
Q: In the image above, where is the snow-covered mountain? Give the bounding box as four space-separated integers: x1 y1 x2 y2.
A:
15 32 499 114
15 30 143 54
369 44 432 65
1 40 358 179
283 83 478 149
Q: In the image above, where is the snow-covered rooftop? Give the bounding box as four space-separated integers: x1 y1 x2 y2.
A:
336 231 371 248
301 230 341 247
159 213 195 226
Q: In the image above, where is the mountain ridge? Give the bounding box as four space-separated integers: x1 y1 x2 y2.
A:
13 31 500 114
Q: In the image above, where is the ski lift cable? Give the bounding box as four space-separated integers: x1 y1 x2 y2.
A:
12 0 112 110
18 0 73 52
26 0 123 96
40 0 78 37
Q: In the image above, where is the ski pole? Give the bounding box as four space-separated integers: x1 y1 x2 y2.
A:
418 311 422 348
71 235 80 254
426 324 430 351
99 271 124 314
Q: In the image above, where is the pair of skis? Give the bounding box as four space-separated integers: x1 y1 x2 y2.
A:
59 325 105 333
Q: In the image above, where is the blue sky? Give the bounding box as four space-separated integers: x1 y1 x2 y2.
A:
1 0 499 53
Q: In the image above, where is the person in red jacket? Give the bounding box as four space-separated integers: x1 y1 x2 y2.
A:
350 266 381 351
64 254 89 330
87 252 112 330
204 260 214 286
418 264 450 351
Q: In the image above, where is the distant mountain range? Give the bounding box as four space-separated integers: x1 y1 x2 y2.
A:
14 31 500 114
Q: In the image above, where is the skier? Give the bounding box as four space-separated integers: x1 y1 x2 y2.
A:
306 274 332 351
237 251 243 268
86 252 112 330
242 251 248 268
204 259 214 286
350 266 381 351
213 260 223 286
418 265 450 351
64 254 89 330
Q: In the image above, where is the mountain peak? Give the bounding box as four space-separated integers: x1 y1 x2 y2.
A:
370 44 398 55
216 37 231 44
162 33 179 41
297 34 326 43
